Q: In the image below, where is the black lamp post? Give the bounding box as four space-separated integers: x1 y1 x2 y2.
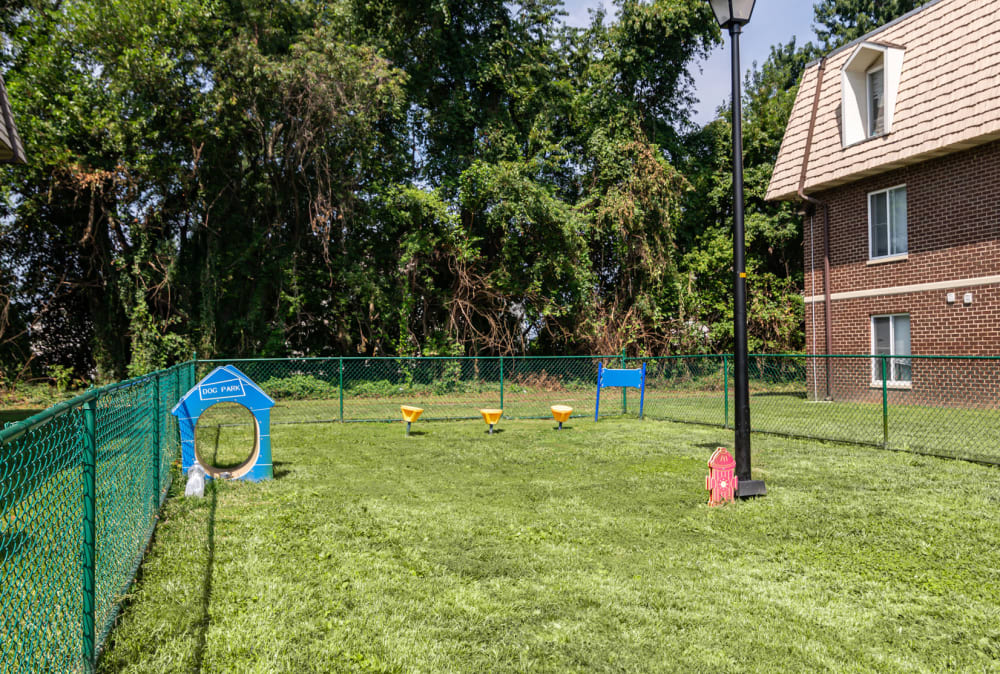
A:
707 0 766 498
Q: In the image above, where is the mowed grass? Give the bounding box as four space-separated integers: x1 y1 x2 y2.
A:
99 418 1000 673
258 387 1000 464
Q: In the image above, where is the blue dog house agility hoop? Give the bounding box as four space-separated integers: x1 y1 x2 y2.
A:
171 365 275 481
595 362 645 420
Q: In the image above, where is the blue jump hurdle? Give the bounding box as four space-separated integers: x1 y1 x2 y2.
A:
595 362 646 420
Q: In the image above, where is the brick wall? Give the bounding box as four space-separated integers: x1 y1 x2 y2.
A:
804 139 1000 302
805 284 1000 405
802 139 1000 402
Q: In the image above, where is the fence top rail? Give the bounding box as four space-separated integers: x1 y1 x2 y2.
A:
199 355 625 363
630 354 727 360
200 353 1000 363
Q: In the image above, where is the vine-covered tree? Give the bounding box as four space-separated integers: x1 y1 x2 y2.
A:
0 0 929 384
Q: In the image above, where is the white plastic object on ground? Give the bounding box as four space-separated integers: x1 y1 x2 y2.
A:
185 464 206 498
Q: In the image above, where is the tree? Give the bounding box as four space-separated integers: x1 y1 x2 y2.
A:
678 39 816 353
0 0 409 378
3 0 923 383
674 0 928 354
813 0 924 50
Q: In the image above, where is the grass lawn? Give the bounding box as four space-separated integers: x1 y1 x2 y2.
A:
100 418 1000 673
212 385 1000 465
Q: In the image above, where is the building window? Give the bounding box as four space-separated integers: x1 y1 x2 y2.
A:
840 42 904 146
869 185 907 259
872 314 911 384
867 67 884 136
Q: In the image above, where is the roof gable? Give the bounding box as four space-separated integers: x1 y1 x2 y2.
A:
767 0 998 201
171 365 275 419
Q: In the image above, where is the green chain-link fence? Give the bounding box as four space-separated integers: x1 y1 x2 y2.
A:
197 356 628 424
200 354 1000 464
4 352 1000 671
0 362 194 673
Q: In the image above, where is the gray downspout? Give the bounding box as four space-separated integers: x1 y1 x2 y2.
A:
796 57 833 400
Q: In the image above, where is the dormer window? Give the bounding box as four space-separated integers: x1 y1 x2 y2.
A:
841 42 904 146
867 66 884 136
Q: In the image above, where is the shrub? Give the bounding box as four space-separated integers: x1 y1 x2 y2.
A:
48 365 75 393
262 375 338 400
345 379 404 398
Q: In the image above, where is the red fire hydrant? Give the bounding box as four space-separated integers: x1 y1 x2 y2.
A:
705 447 738 506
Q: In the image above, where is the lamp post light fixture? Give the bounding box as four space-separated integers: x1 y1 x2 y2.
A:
707 0 766 498
708 0 756 29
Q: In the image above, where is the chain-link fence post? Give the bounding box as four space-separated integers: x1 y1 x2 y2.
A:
153 374 161 509
339 357 345 422
881 355 889 450
621 349 627 415
81 397 97 673
499 356 504 412
723 354 730 429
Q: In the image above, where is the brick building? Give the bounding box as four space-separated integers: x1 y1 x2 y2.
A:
766 0 1000 403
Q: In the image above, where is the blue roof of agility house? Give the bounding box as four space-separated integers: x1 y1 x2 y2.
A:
171 365 275 420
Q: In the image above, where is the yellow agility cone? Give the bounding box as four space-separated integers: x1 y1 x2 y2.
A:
401 405 424 436
480 408 503 435
550 405 573 430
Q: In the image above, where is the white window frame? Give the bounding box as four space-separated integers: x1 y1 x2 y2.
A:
866 65 885 137
868 184 907 260
840 43 904 147
871 313 911 387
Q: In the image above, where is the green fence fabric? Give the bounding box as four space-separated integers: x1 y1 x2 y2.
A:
200 354 1000 464
3 353 1000 671
0 363 191 674
197 356 627 424
0 406 83 673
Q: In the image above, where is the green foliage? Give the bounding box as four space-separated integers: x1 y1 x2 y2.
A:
343 379 401 399
813 0 924 50
343 376 499 398
456 158 592 352
0 382 77 409
262 375 340 401
0 0 926 376
607 0 717 147
46 364 75 393
679 39 814 354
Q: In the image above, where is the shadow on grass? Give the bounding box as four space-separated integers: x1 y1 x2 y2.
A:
750 391 807 399
192 428 220 673
272 460 292 479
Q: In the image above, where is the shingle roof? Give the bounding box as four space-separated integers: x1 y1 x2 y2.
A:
0 75 25 164
766 0 997 202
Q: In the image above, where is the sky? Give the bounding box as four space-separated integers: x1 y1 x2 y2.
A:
561 0 817 125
